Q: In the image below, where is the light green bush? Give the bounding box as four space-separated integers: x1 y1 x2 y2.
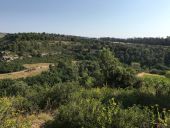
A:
0 97 31 128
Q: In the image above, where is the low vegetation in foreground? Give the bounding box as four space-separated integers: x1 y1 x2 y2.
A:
0 33 170 128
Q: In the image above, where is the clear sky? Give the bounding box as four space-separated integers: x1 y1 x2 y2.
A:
0 0 170 38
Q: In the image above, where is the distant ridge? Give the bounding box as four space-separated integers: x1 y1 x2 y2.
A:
0 33 6 38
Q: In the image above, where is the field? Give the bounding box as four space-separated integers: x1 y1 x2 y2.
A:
0 63 52 80
137 72 166 78
137 71 170 85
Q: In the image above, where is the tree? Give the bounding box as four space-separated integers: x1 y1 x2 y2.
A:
98 48 120 85
98 48 138 88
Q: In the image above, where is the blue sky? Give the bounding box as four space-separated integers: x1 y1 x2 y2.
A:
0 0 170 38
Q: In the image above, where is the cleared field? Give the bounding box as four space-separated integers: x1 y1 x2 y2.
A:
137 72 165 78
137 71 170 85
0 63 52 80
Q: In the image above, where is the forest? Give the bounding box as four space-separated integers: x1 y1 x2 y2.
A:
0 33 170 128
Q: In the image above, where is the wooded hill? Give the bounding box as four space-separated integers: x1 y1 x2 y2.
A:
1 33 170 69
0 33 170 128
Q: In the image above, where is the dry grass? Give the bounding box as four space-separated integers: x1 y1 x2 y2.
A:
137 72 165 78
0 63 52 80
28 113 53 128
16 112 53 128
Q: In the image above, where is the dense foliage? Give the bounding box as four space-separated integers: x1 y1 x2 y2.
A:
0 33 170 127
0 62 24 73
1 33 170 68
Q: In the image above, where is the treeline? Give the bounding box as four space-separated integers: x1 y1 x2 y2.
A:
3 32 87 42
73 42 170 69
100 37 170 46
3 33 170 46
1 33 170 69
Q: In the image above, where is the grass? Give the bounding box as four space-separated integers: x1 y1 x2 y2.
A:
27 113 53 128
13 112 53 128
0 63 52 80
137 72 166 78
137 71 170 85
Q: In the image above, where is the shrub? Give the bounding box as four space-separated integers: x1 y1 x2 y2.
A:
0 97 31 128
165 71 170 78
48 98 118 128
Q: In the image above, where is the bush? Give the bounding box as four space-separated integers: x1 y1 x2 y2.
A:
0 97 31 128
115 106 150 128
165 71 170 78
46 95 153 128
0 62 25 73
0 80 31 97
150 69 166 75
47 98 118 128
45 82 81 108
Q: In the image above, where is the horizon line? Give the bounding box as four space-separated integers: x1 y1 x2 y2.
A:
1 31 169 39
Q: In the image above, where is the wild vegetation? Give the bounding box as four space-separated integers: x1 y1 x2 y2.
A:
0 33 170 128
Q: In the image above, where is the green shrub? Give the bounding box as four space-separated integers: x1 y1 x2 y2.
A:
115 106 150 128
0 97 31 128
165 71 170 78
48 98 117 128
0 62 25 74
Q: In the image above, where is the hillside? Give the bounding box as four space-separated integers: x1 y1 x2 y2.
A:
0 33 170 128
1 33 170 68
0 33 6 38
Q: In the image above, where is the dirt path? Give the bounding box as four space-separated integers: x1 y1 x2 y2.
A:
0 63 52 80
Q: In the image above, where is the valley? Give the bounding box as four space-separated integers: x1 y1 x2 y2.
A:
0 33 170 128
